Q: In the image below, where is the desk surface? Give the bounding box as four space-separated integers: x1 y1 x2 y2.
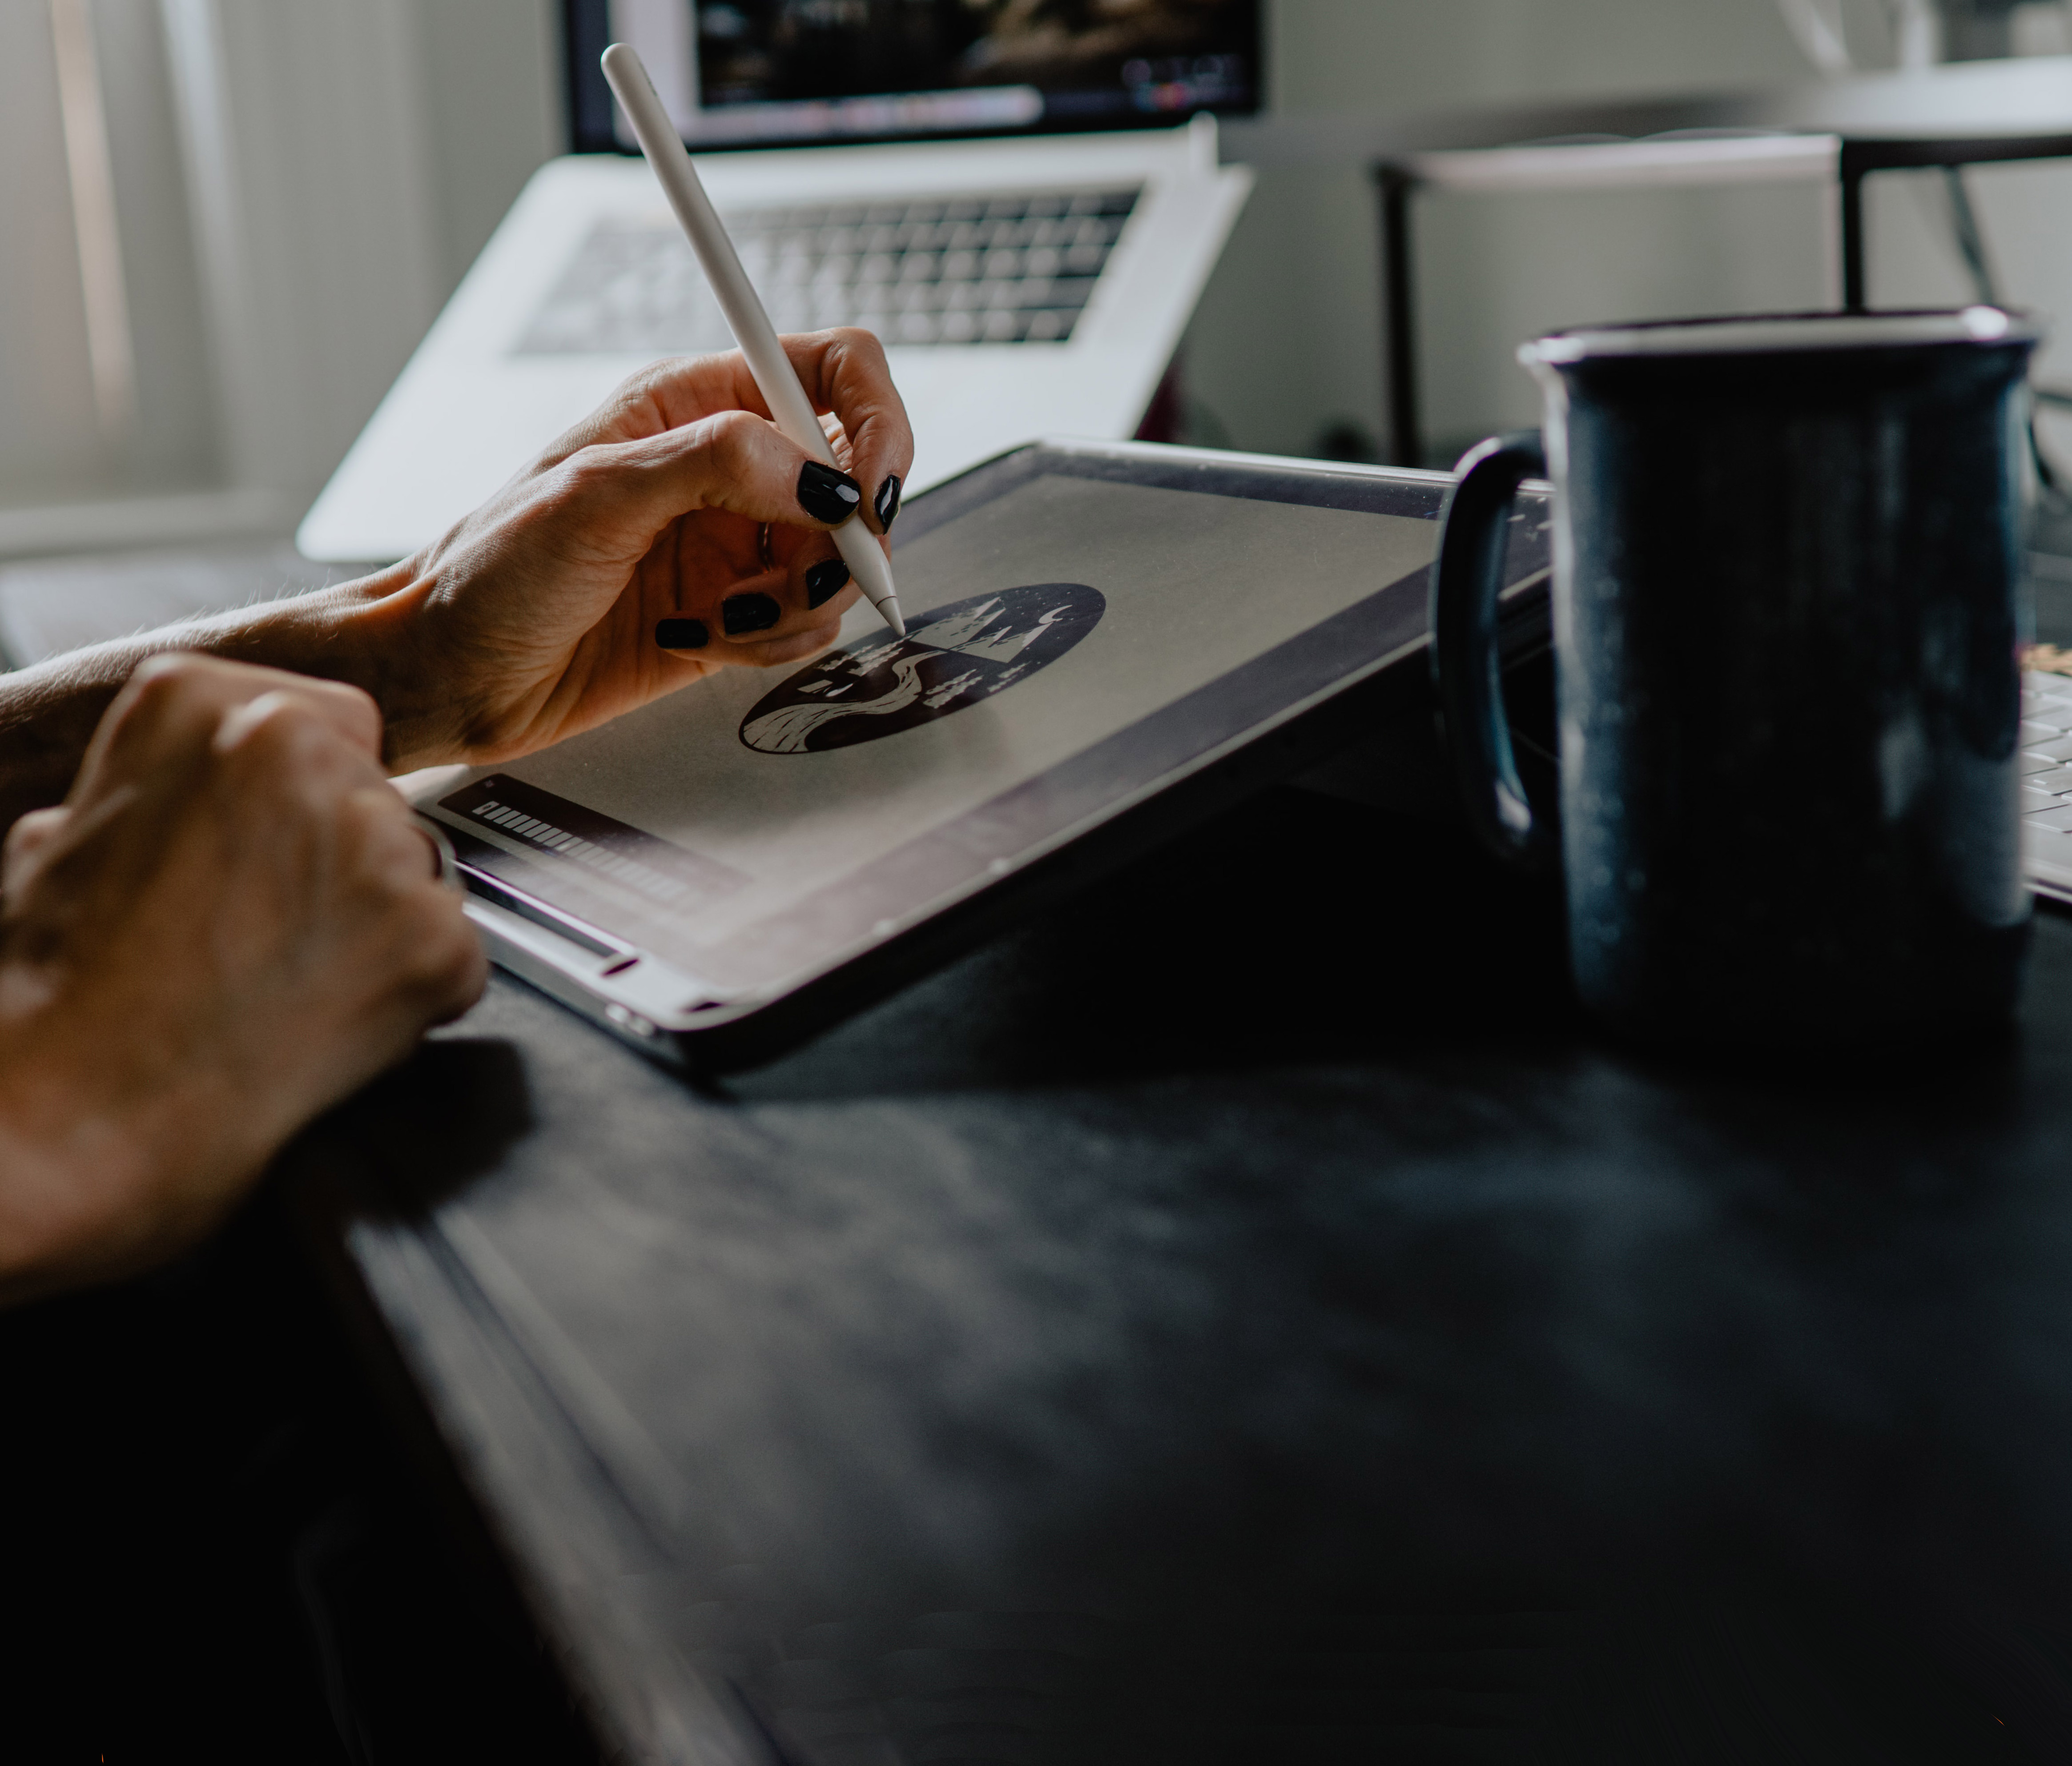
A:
289 787 2072 1765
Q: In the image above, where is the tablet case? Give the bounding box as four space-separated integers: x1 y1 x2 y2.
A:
416 440 1552 1068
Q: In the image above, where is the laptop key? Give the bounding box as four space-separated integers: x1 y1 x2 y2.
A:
2030 765 2072 795
2028 803 2072 831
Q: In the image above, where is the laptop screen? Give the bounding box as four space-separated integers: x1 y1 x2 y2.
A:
564 0 1263 153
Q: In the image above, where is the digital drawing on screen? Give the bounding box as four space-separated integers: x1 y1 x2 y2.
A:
740 582 1104 755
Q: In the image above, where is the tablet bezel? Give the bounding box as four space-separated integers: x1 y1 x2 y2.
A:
437 438 1540 1068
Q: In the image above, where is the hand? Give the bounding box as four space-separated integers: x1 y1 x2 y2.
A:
349 331 914 771
0 655 486 1302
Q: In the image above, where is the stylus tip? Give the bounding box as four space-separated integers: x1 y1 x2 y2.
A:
880 597 907 640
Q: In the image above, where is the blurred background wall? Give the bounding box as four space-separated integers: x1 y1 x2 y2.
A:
0 0 564 551
1187 0 2072 464
1188 0 1817 462
7 0 2072 550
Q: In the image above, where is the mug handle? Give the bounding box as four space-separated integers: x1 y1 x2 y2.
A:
1429 430 1558 874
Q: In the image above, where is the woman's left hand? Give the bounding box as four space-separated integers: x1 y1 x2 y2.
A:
335 330 912 773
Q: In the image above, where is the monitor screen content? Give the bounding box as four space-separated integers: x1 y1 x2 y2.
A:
567 0 1262 151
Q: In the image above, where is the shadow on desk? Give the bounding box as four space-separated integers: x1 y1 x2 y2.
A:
277 787 2072 1764
0 1197 599 1765
726 784 1576 1102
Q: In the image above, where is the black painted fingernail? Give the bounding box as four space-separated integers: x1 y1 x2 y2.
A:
655 618 708 650
874 474 902 532
805 558 851 608
722 592 781 636
797 460 863 524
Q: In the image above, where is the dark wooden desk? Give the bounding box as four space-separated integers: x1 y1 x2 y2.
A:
287 786 2072 1764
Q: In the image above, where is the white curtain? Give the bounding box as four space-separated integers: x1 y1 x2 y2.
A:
0 0 555 554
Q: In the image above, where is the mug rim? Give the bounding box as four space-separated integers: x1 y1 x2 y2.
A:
1522 305 2041 365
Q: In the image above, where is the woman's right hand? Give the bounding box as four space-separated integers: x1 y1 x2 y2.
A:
323 331 914 773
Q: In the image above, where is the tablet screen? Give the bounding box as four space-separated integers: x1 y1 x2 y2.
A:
407 449 1527 999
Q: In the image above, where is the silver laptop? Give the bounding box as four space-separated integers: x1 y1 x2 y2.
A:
296 0 1258 564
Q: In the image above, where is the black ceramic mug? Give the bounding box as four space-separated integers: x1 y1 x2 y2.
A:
1431 308 2040 1050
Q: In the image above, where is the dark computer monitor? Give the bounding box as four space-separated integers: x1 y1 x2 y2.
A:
564 0 1263 153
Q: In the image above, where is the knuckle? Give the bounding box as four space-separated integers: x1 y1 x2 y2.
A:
830 324 887 368
551 445 612 502
684 410 781 498
621 355 690 402
516 456 603 536
129 650 210 689
218 701 362 803
235 697 325 761
700 407 766 464
120 654 209 722
2 807 69 890
96 654 233 772
541 442 636 517
613 362 667 407
4 807 64 855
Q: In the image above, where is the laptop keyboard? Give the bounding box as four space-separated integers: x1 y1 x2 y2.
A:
515 185 1143 356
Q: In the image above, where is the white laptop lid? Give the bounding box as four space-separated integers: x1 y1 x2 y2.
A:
295 3 1259 565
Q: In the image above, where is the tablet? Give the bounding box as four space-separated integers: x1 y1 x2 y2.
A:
403 440 1550 1067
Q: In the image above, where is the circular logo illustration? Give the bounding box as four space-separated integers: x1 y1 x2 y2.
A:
739 582 1104 755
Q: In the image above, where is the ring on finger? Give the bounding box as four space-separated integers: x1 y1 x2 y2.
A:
757 521 776 572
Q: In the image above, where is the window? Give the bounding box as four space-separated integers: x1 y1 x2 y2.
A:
0 0 218 519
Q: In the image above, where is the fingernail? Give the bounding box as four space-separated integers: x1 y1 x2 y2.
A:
654 618 708 650
805 559 851 608
797 460 863 525
874 474 902 532
721 592 781 636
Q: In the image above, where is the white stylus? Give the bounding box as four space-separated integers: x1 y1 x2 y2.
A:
601 42 906 639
